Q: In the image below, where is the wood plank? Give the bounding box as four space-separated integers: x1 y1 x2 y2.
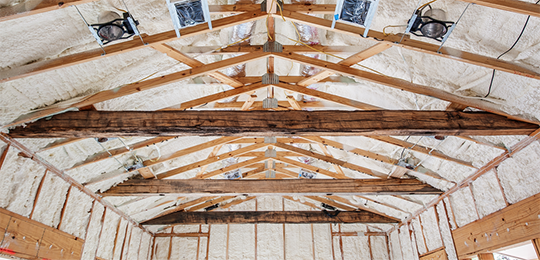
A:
155 143 268 179
0 0 96 22
4 51 269 129
533 238 540 258
477 253 495 260
0 144 10 171
458 0 540 18
100 179 441 196
275 82 381 110
273 51 536 124
278 10 540 81
142 211 400 225
10 110 538 138
275 156 347 179
213 100 326 109
0 212 10 248
298 43 392 87
0 11 267 84
369 136 475 168
0 217 43 258
419 247 447 260
185 196 236 212
452 192 540 258
194 156 267 179
174 82 267 110
274 142 388 178
38 229 84 260
152 44 243 88
179 45 362 55
331 231 386 236
67 136 175 170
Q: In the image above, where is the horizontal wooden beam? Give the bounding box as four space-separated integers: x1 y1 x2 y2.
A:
273 51 536 124
101 179 441 196
9 110 538 138
278 11 540 80
142 210 399 225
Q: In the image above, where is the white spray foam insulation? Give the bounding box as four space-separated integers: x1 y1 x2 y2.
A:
312 224 333 260
121 224 133 260
0 147 46 217
113 219 129 260
470 170 507 218
152 237 171 260
408 225 420 259
285 223 314 260
207 224 227 260
419 207 443 251
370 236 389 260
256 196 284 260
229 224 256 260
443 197 457 230
30 172 70 228
449 187 479 227
59 187 93 238
435 202 458 260
342 235 371 260
388 230 403 260
170 237 198 259
398 225 417 260
139 232 153 260
411 218 427 255
333 236 342 260
198 237 208 260
81 202 105 260
96 208 121 260
127 226 143 260
173 224 200 233
496 141 540 204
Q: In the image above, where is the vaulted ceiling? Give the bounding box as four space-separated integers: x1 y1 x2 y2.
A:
0 0 539 234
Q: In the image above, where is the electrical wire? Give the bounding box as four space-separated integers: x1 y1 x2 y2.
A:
382 24 407 36
418 0 438 11
485 0 539 98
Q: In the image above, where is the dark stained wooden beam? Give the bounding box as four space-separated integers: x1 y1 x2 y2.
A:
8 111 538 138
141 210 399 225
100 179 442 196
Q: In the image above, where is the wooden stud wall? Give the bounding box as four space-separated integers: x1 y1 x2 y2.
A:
0 207 84 259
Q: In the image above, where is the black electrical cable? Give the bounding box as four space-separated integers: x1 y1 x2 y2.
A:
485 0 540 98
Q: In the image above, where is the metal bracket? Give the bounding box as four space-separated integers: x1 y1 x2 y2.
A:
263 97 278 108
264 137 277 143
264 161 276 169
265 170 276 178
262 73 279 84
263 41 283 52
265 148 277 158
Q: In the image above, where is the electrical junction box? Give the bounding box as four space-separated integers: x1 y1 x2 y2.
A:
167 0 212 37
332 0 380 37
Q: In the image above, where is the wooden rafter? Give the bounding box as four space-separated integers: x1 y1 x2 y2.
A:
101 179 442 196
154 143 268 179
273 51 537 123
142 210 399 225
458 0 540 17
3 51 269 129
0 11 267 84
151 44 243 87
274 82 382 110
277 10 540 80
298 42 392 87
274 142 388 178
10 110 538 138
